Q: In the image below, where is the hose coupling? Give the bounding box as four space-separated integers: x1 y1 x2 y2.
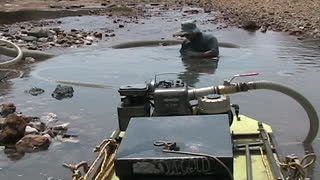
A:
216 82 250 94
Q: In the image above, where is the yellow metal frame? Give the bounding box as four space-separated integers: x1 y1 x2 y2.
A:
79 115 280 180
231 115 275 180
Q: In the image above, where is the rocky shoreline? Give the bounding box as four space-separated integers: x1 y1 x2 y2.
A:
0 0 319 51
0 5 146 53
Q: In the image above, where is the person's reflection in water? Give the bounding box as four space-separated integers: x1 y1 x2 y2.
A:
178 57 219 86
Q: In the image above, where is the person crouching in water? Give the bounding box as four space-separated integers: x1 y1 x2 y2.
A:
176 20 219 59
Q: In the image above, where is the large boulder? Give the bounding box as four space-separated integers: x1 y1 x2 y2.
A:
4 114 28 132
15 134 51 153
0 114 29 144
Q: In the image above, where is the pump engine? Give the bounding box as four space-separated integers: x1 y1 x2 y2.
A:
117 73 234 130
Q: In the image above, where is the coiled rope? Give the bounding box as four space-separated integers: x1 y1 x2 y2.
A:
279 153 317 180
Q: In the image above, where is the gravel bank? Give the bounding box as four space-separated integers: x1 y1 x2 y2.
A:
199 0 320 40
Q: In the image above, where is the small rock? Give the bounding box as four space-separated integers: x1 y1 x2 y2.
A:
150 3 160 6
119 24 124 28
242 21 260 31
42 134 52 140
75 40 84 44
76 34 83 38
183 9 200 14
25 126 39 135
260 26 268 33
38 37 48 42
204 9 211 13
1 103 16 118
56 38 67 44
85 41 92 45
56 135 79 143
70 29 78 33
28 121 46 132
85 36 95 41
106 33 116 37
24 87 45 96
27 45 38 50
24 57 36 63
51 85 74 100
47 42 56 47
93 32 103 38
49 5 63 8
42 129 55 138
53 123 70 131
27 27 50 38
51 27 62 33
22 36 38 42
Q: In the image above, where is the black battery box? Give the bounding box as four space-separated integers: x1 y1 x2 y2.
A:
114 114 233 180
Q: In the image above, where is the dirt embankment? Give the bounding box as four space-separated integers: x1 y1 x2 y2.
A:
200 0 320 39
1 0 319 40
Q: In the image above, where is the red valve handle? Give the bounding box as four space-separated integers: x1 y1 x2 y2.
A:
236 72 259 77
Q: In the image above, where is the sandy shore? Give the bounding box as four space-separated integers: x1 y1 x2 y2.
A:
1 0 319 40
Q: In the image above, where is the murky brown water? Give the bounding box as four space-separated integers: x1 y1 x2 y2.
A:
1 6 320 180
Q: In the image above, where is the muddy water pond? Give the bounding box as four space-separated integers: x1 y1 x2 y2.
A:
1 7 320 180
